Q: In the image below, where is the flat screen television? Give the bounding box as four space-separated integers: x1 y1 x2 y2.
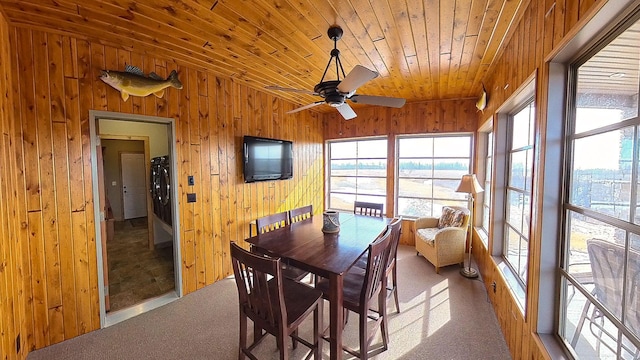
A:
243 136 293 183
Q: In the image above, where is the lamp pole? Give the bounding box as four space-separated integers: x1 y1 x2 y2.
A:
455 174 483 279
460 193 478 278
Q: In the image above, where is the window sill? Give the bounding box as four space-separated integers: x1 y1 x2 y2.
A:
537 334 572 360
476 227 489 247
494 257 526 314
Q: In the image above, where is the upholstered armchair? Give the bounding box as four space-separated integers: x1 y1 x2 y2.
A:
415 206 470 274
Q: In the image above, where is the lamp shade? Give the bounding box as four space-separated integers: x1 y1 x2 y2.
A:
456 174 484 195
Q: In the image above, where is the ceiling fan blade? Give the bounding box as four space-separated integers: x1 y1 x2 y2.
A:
349 94 406 108
336 103 357 120
265 85 318 96
287 101 324 114
337 65 379 93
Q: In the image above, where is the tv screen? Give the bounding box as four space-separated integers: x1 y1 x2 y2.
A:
243 136 293 183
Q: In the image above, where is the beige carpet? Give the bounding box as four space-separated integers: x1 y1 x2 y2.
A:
27 245 511 359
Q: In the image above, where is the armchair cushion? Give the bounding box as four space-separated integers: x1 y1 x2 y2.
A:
416 228 440 246
437 206 466 229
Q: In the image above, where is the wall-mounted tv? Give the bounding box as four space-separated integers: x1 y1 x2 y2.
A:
243 136 293 183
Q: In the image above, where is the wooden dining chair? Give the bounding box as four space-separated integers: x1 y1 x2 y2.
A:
354 218 403 313
256 211 289 234
230 243 323 360
255 212 310 282
353 201 384 217
316 226 393 359
289 204 313 223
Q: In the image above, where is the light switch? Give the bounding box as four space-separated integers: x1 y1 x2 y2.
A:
188 176 195 186
111 181 117 186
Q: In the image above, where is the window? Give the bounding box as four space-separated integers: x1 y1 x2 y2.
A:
396 134 472 218
327 138 387 212
504 101 535 286
560 16 640 359
481 131 493 239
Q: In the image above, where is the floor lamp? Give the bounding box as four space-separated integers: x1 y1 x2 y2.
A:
456 174 484 279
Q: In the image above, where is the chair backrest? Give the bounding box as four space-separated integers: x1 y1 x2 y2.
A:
256 211 289 234
587 239 640 332
354 201 384 217
289 204 313 223
360 226 393 306
230 243 285 333
385 217 403 271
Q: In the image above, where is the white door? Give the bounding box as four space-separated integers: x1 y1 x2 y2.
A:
121 153 148 219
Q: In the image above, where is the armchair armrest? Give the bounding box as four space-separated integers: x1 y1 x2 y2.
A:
434 227 467 245
416 217 439 229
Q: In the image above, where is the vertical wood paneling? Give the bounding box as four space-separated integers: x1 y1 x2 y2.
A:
0 9 30 359
6 24 326 357
324 99 478 141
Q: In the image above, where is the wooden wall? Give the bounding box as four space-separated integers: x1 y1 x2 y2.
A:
475 0 605 359
0 10 29 360
5 26 324 355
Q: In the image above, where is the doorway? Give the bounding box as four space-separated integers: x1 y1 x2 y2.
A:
90 111 182 327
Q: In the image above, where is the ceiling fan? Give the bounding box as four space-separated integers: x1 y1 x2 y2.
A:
266 26 406 120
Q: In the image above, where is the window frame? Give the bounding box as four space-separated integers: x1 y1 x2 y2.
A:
326 136 388 212
557 11 640 356
503 99 536 288
394 133 474 219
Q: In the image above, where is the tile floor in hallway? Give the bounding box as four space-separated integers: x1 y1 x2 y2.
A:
107 217 175 312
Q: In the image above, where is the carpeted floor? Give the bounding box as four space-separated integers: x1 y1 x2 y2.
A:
28 245 511 360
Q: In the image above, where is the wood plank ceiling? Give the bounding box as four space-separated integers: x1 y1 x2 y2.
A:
0 0 528 111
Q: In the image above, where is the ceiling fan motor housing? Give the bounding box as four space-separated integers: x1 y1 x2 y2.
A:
314 80 345 107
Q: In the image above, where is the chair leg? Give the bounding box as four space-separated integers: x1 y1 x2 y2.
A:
314 301 323 359
570 298 591 346
379 285 389 350
277 334 289 360
238 312 247 360
392 265 400 313
359 309 368 360
292 329 298 349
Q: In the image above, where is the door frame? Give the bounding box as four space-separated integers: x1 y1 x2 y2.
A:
89 110 182 328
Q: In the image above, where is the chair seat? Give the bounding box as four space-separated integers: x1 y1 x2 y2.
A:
279 278 324 328
315 269 366 310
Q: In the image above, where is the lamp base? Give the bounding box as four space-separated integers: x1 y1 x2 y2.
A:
460 267 479 279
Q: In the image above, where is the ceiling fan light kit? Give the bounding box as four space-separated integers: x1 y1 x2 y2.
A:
266 26 406 120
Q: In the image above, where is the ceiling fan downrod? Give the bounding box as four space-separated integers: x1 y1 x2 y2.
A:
319 26 347 84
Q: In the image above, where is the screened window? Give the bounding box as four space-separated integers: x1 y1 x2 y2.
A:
396 135 472 218
327 138 387 212
560 17 640 359
504 101 535 286
481 131 493 238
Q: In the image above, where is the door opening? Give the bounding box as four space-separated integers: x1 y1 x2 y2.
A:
90 111 182 327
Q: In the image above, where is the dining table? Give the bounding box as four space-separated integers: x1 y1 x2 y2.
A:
245 211 390 360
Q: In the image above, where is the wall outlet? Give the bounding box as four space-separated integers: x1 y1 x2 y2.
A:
491 281 497 293
187 193 196 203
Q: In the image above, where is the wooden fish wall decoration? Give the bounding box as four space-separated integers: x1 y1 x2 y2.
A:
99 64 183 102
476 83 488 112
